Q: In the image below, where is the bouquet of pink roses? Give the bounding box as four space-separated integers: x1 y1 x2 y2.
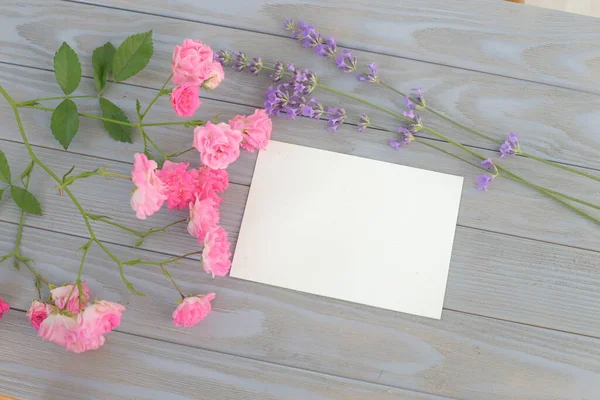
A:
0 33 272 352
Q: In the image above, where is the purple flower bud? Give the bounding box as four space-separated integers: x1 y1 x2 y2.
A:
284 18 296 32
315 37 337 58
247 56 263 75
397 126 415 146
480 158 495 170
389 139 408 150
358 113 370 132
233 51 248 72
358 62 379 83
499 132 520 158
476 174 494 191
411 88 426 108
326 107 347 132
335 49 358 73
215 50 231 66
270 61 285 82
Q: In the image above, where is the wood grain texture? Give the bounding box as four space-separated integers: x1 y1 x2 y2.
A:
0 313 445 400
3 0 600 173
77 0 600 93
2 68 600 254
2 225 600 400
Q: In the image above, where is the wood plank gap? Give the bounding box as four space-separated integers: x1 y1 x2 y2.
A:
63 0 600 99
3 60 600 175
4 307 461 400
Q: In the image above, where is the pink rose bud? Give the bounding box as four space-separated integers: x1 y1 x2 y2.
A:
50 281 90 314
201 61 225 90
229 109 273 152
187 196 220 241
38 310 78 347
170 84 202 117
172 293 216 327
0 297 10 320
27 300 49 329
131 153 168 220
172 39 215 85
193 122 243 170
202 226 232 277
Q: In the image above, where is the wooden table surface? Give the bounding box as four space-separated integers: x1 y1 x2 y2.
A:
1 1 600 399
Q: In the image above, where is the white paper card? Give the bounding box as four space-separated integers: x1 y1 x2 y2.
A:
230 141 463 319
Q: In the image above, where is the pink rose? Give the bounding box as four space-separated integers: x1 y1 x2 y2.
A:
80 300 126 335
131 153 167 220
193 167 229 205
50 281 90 314
187 196 219 241
193 122 242 170
229 109 272 152
170 84 201 117
201 62 225 90
202 226 232 277
38 310 78 347
65 329 105 354
172 293 216 327
0 297 9 319
27 300 49 329
172 39 214 85
156 161 198 210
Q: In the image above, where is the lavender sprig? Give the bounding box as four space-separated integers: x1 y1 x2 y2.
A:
335 49 358 73
499 132 520 158
247 56 263 75
326 107 347 132
358 113 370 132
358 63 379 83
233 51 248 72
411 88 426 108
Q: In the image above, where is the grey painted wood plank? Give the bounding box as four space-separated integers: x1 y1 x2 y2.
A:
4 0 600 173
76 0 600 94
2 225 600 400
0 312 444 400
2 69 600 253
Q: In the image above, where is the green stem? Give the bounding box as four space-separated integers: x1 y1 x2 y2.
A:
17 95 98 104
0 84 142 294
168 147 195 158
20 105 138 127
161 265 185 298
92 217 145 236
379 81 600 182
139 125 169 160
141 73 173 120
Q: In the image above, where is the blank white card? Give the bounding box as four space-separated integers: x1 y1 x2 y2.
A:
230 141 464 319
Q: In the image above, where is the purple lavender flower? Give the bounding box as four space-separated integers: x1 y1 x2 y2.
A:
403 96 417 120
499 132 520 158
233 51 248 72
291 67 318 95
408 115 423 132
301 98 325 119
326 107 347 131
358 63 379 83
315 37 337 58
264 81 319 120
270 61 285 82
476 174 494 191
215 50 231 66
335 49 358 73
389 139 404 150
411 88 426 108
247 56 263 75
300 25 323 48
398 127 415 145
480 158 495 170
358 113 370 132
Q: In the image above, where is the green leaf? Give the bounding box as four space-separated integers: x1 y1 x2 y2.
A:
53 42 82 95
0 187 4 201
135 99 142 116
62 165 76 182
92 42 116 92
50 99 79 150
112 31 153 82
98 98 133 143
0 149 10 183
11 186 42 215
